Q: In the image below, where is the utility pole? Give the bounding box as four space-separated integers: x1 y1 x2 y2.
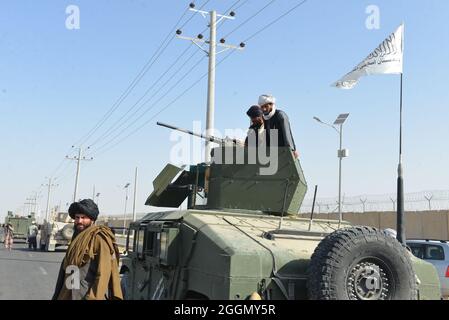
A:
42 178 58 222
132 167 138 222
25 198 35 216
66 147 93 202
176 4 244 162
25 193 39 216
95 193 100 208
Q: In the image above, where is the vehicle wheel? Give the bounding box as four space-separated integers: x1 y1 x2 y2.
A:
120 271 129 300
307 226 418 300
61 224 74 240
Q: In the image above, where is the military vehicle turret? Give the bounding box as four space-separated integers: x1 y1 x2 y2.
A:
120 124 441 300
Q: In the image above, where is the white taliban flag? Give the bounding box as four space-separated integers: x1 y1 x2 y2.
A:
333 24 404 89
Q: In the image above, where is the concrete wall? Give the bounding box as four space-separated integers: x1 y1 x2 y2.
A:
99 210 449 240
300 210 449 239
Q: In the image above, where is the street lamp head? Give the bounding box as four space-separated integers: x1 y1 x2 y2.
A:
313 116 322 123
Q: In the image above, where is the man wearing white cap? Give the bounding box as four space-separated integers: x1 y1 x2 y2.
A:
258 94 298 158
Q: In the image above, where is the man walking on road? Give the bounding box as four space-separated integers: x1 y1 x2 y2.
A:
52 199 123 300
3 223 14 252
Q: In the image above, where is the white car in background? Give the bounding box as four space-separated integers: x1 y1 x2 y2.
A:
406 239 449 298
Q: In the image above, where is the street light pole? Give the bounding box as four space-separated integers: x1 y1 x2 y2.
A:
123 183 130 234
132 167 138 222
338 124 343 227
314 114 349 228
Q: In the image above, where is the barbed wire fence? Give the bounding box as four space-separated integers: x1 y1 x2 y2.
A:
299 190 449 214
97 191 449 223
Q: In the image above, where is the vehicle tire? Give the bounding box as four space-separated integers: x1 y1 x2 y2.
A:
307 226 418 300
120 271 129 300
61 224 74 240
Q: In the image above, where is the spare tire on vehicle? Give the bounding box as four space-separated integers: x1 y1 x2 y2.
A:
307 226 417 300
61 224 74 240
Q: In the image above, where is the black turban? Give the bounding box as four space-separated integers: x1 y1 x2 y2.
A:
246 105 263 118
68 199 99 221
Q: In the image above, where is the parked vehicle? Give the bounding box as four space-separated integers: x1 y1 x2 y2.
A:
4 213 35 241
407 239 449 298
119 126 441 300
39 212 73 251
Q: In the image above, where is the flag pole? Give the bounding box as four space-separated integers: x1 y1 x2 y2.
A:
396 73 405 244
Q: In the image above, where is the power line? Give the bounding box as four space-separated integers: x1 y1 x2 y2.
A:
224 0 243 13
91 50 237 158
87 43 196 148
55 160 75 184
46 145 78 179
231 0 251 12
79 1 213 149
85 48 202 155
72 2 194 148
27 2 209 207
222 0 277 39
243 0 309 43
80 0 311 157
178 0 212 30
90 55 206 156
218 0 251 29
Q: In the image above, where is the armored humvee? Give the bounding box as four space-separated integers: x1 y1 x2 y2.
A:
120 144 441 300
4 213 35 241
39 212 74 251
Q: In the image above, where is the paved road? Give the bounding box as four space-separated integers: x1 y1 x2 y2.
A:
0 241 65 300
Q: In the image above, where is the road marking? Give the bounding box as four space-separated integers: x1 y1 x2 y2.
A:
39 267 48 275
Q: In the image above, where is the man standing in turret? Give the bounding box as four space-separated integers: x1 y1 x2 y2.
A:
244 105 265 148
258 94 298 158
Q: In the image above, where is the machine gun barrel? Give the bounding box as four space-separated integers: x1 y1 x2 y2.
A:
157 122 227 144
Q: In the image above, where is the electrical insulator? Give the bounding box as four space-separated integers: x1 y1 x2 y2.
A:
220 38 225 44
240 42 246 48
189 3 195 9
176 29 182 35
198 34 204 39
230 11 235 17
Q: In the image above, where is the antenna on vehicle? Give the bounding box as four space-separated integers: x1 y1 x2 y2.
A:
278 180 290 230
308 185 318 231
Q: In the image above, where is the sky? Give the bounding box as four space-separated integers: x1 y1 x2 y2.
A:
0 0 448 221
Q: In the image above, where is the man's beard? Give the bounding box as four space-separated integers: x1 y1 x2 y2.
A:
72 222 92 240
